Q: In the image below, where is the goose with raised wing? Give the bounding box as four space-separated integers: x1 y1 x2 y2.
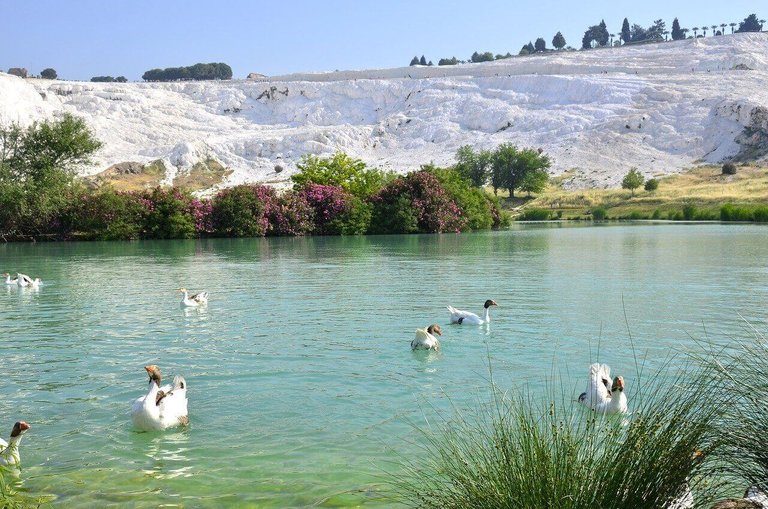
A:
578 363 628 414
2 273 18 285
178 288 208 307
131 365 189 431
0 421 30 468
447 299 497 325
16 273 41 288
411 324 442 351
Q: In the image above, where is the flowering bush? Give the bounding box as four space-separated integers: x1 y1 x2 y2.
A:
187 198 214 235
269 192 314 236
370 171 466 234
297 183 369 234
211 185 276 237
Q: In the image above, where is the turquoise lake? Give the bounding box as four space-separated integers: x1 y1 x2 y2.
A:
1 223 767 507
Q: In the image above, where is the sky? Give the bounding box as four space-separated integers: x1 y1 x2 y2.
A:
1 0 764 81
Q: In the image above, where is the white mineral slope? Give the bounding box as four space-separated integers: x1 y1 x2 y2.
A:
1 33 767 189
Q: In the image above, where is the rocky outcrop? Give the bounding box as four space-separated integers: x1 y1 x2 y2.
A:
733 106 768 161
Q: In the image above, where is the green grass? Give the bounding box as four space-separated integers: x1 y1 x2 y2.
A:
0 469 45 508
393 363 725 508
516 165 768 221
696 322 768 492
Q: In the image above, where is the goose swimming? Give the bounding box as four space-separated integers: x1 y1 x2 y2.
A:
131 365 189 431
447 299 497 325
411 324 443 351
0 421 30 468
578 363 627 414
178 288 208 307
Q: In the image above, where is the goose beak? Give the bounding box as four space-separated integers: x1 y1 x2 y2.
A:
18 421 30 431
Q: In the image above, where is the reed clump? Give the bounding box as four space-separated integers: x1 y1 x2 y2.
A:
394 365 725 509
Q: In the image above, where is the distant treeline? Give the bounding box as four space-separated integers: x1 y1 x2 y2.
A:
141 62 233 82
91 76 128 83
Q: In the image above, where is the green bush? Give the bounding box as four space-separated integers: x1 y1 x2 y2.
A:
66 188 146 240
721 162 737 175
682 205 697 220
652 209 661 219
644 178 659 191
291 152 392 198
591 207 607 220
370 171 466 234
424 165 502 230
142 187 196 239
328 197 372 235
721 203 768 222
518 208 551 221
211 185 273 237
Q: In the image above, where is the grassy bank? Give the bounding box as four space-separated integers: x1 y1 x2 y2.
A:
510 164 768 221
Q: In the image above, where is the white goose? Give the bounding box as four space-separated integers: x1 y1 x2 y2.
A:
131 365 189 431
447 299 497 325
411 324 443 351
0 421 30 468
178 288 208 307
16 273 41 288
578 363 628 414
2 273 18 285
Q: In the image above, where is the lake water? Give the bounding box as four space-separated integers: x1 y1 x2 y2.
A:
1 223 767 507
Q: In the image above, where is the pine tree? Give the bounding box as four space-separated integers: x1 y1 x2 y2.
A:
534 37 546 52
737 13 761 32
671 18 684 40
419 55 427 65
621 18 631 44
597 20 609 46
409 56 419 66
552 31 566 50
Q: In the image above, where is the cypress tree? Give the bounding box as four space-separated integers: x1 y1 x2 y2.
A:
419 55 427 65
621 18 631 44
671 18 684 40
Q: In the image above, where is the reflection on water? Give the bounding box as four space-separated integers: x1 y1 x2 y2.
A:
1 224 768 507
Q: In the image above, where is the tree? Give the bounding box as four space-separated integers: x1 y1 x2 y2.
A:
534 37 546 52
490 145 551 198
40 68 57 80
729 22 737 33
419 55 427 66
672 18 685 40
438 57 459 66
644 178 659 191
691 26 699 37
621 168 644 196
597 20 609 46
0 114 102 237
470 51 494 63
761 19 766 31
455 145 492 187
291 152 391 198
646 19 666 41
552 31 566 50
621 18 631 44
409 56 419 66
737 14 761 32
116 76 127 83
702 26 708 37
720 23 727 35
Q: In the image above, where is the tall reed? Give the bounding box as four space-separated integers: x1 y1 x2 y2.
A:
393 364 725 508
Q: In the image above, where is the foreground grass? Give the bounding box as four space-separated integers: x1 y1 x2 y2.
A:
393 365 725 509
511 164 768 220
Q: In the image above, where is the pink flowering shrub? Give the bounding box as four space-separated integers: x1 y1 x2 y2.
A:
298 183 371 235
370 171 466 234
269 192 314 236
187 198 214 235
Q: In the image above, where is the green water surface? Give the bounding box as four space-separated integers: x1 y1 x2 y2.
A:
1 223 766 507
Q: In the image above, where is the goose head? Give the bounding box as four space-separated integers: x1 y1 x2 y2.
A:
611 376 625 393
10 421 30 439
177 288 187 294
426 324 443 336
484 299 498 309
144 365 162 385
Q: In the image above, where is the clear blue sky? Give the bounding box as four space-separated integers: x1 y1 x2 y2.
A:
1 0 763 81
